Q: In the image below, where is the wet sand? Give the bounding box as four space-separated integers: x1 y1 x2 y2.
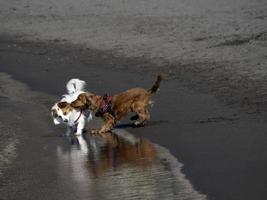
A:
0 71 206 200
0 38 267 200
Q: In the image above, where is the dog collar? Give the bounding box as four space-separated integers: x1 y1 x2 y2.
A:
74 109 83 124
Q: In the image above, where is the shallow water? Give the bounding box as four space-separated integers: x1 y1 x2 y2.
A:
56 129 206 200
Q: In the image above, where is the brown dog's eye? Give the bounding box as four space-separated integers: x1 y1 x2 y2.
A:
63 112 67 115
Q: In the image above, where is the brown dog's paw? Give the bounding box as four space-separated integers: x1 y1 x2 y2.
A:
91 129 110 136
98 131 111 138
133 121 146 127
91 129 99 135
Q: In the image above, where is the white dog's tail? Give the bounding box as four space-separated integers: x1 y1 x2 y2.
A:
66 78 86 94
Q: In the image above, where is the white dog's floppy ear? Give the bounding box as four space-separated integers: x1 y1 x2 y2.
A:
51 108 62 125
57 101 68 108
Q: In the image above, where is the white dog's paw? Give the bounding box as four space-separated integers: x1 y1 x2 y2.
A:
75 131 82 136
75 132 81 136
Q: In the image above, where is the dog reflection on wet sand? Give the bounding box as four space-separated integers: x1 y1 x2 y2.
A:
69 131 156 178
56 131 206 200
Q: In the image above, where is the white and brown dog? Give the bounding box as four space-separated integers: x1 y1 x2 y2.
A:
51 78 92 136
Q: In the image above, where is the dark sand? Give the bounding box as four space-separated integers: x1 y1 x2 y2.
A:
0 38 267 199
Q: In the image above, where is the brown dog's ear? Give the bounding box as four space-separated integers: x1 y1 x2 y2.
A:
57 101 69 108
71 93 88 108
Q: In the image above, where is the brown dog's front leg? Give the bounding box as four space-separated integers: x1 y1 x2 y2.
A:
100 113 115 133
92 113 115 134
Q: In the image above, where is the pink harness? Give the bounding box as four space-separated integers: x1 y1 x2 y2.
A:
97 94 113 116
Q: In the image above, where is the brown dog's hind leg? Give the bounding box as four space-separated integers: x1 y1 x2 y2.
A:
134 108 150 127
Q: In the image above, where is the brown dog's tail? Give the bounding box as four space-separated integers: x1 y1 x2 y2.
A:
148 74 164 94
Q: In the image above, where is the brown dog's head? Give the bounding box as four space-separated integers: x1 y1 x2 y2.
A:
71 92 100 112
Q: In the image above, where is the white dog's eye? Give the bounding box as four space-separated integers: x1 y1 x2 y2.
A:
63 112 67 115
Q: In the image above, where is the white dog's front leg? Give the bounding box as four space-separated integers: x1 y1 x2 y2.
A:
75 118 85 136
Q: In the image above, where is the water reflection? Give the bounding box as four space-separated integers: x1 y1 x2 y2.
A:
56 130 206 200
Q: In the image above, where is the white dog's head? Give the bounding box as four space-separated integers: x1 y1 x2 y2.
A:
50 78 93 134
51 101 74 125
51 78 87 124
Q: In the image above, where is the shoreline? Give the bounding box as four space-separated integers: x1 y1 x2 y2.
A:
1 34 267 118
